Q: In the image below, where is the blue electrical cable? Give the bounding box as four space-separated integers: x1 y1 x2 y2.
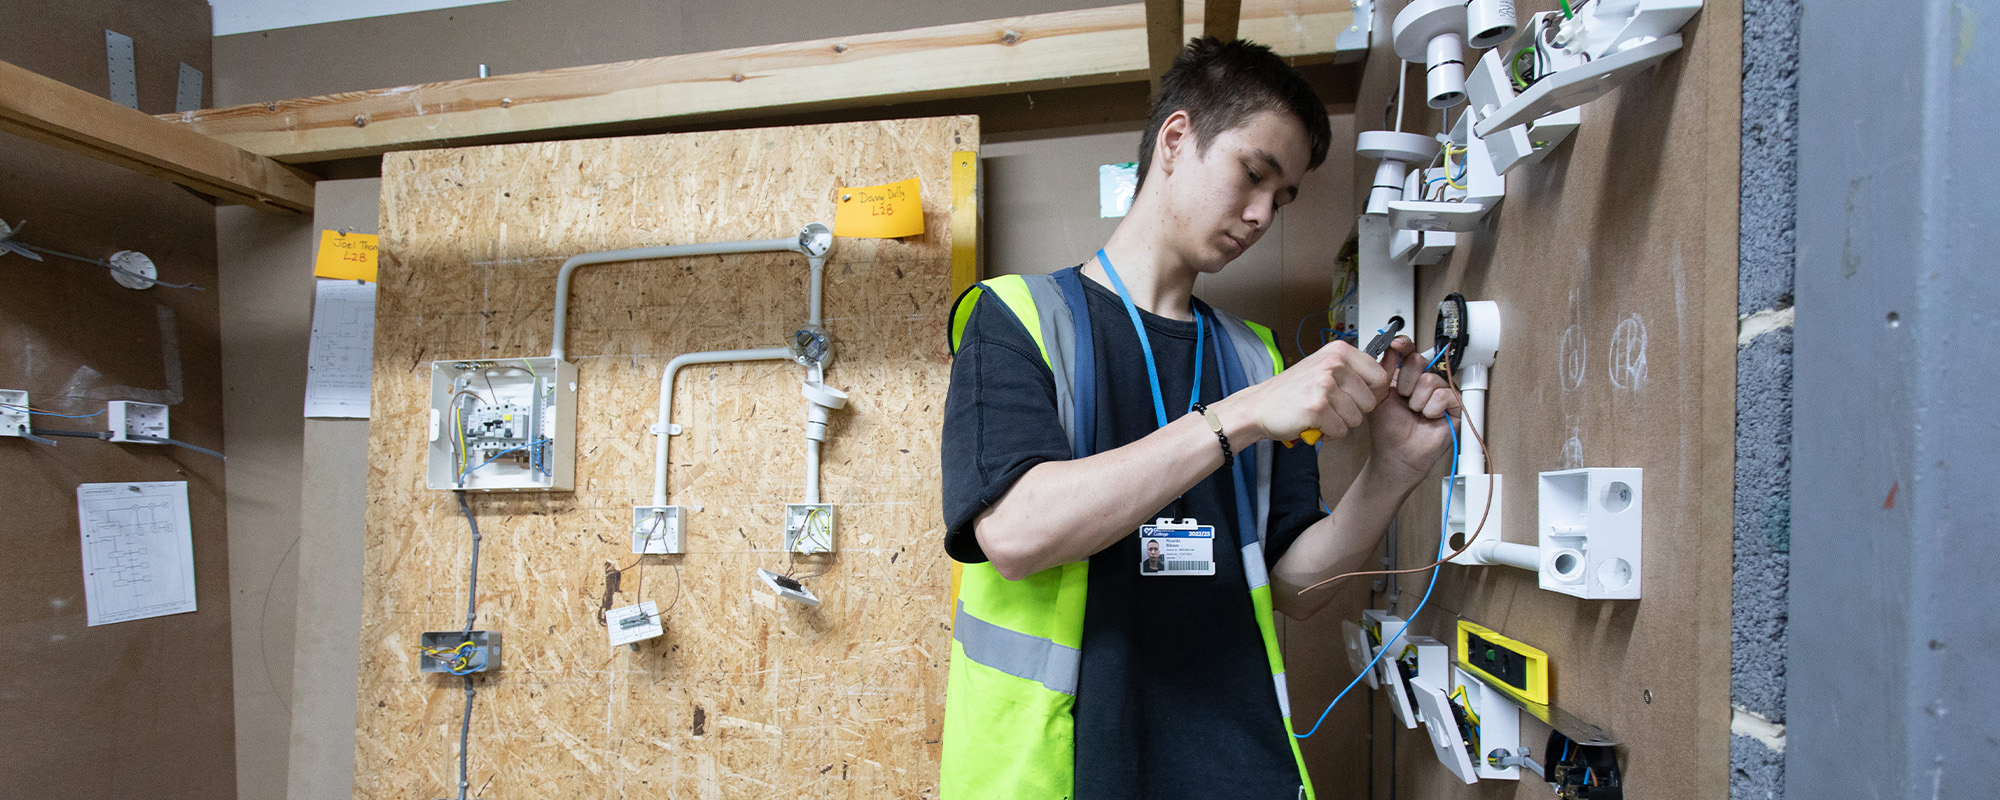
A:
446 648 488 675
1423 346 1450 373
1295 412 1459 739
0 403 102 418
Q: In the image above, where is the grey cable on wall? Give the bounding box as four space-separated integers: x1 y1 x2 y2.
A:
453 490 484 800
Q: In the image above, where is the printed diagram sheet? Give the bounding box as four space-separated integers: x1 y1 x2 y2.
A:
76 482 197 626
304 279 378 418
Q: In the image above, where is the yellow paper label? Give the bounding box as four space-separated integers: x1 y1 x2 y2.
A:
314 230 379 282
834 177 924 239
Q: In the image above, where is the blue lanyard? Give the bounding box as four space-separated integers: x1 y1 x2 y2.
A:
1094 249 1203 429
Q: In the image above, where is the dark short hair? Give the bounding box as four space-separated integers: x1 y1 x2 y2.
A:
1136 37 1332 191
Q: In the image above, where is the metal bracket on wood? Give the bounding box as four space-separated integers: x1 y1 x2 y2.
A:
1336 0 1375 62
176 63 204 113
105 30 137 108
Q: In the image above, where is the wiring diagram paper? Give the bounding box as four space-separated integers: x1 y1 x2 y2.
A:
303 279 378 418
76 482 197 626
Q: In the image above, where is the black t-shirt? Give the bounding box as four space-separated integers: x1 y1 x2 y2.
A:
942 268 1327 800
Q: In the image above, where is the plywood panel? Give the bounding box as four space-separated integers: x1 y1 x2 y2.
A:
357 116 974 798
1364 2 1740 799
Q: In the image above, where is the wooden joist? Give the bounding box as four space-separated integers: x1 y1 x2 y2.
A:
1204 0 1244 41
1148 0 1188 91
161 0 1352 164
0 60 314 213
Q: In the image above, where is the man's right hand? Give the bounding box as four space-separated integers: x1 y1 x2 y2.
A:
1214 339 1391 446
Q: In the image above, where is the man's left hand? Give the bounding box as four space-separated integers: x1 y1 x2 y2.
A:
1367 336 1460 484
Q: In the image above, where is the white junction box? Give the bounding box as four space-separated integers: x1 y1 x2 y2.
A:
1538 468 1644 599
784 503 835 554
1443 474 1505 566
107 400 169 443
631 506 684 554
426 358 577 492
0 390 29 437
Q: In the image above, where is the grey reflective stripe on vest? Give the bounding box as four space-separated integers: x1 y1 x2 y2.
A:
954 600 1082 695
1212 313 1280 547
1272 671 1293 718
1017 276 1080 456
1242 540 1270 591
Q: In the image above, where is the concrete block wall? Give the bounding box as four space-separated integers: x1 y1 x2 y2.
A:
1733 0 1800 795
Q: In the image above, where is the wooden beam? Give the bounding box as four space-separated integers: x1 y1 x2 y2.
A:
0 60 314 213
162 0 1350 164
1204 0 1243 41
1147 0 1188 92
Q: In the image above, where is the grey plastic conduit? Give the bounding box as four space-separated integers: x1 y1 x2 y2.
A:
549 237 799 360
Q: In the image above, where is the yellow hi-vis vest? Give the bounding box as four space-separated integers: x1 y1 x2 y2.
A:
942 271 1316 799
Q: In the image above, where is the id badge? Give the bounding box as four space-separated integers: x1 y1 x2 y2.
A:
1138 518 1216 576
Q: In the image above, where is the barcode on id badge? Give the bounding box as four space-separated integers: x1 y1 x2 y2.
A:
1166 560 1211 571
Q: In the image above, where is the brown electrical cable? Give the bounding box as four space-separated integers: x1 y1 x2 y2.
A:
1298 365 1494 596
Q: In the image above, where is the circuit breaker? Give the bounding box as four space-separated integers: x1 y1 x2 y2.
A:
426 358 577 492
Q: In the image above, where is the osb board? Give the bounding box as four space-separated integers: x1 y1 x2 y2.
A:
1360 2 1741 799
356 116 976 799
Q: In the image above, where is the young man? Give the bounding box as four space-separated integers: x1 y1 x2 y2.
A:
941 38 1459 799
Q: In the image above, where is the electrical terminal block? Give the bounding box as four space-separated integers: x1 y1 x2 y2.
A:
107 400 168 443
417 630 501 674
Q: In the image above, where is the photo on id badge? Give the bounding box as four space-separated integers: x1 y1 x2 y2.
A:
1139 518 1216 576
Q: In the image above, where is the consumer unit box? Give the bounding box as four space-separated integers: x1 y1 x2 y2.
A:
426 358 577 492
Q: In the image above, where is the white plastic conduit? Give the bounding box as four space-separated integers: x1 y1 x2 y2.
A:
1456 361 1537 571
